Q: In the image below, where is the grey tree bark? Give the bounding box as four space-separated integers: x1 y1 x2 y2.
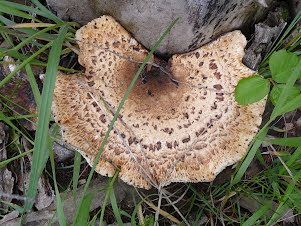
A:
46 0 273 55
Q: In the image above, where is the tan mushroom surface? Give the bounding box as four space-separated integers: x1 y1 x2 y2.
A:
52 16 266 189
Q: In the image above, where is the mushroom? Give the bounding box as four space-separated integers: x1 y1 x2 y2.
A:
52 16 266 189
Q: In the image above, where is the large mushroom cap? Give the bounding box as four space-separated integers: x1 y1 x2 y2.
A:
52 16 266 189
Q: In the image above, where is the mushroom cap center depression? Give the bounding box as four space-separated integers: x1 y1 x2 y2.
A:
117 57 186 120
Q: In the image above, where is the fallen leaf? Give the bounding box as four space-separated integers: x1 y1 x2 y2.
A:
1 177 129 225
239 196 295 223
16 141 54 211
0 122 15 210
0 57 38 131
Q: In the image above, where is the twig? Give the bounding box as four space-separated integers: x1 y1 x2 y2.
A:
154 189 163 226
161 185 190 207
0 192 34 202
138 204 145 225
98 47 232 95
99 97 158 186
160 191 190 226
88 92 158 188
269 145 296 183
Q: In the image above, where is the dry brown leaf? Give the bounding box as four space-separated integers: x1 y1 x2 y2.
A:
0 122 15 209
1 177 129 225
0 57 38 131
16 146 54 211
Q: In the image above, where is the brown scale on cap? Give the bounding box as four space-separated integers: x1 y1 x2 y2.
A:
52 16 266 189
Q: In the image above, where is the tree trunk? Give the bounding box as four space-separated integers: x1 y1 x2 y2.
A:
47 0 274 54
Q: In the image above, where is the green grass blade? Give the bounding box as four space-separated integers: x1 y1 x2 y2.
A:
31 0 79 33
48 134 67 226
0 59 79 73
277 94 301 115
72 18 179 223
0 25 14 47
192 208 204 226
75 192 95 225
88 210 101 226
232 127 268 186
0 95 37 121
0 26 31 38
0 92 37 120
267 170 301 225
0 47 46 64
25 64 41 109
1 200 25 213
0 111 34 145
98 191 109 226
72 152 81 202
272 182 281 200
287 30 301 51
0 15 62 42
268 203 291 225
0 148 33 168
0 1 50 18
23 25 69 212
289 191 301 212
271 59 301 119
0 42 52 89
30 0 63 24
189 186 219 216
0 49 79 73
0 24 62 58
242 201 272 226
255 149 266 166
261 9 301 64
119 210 131 219
130 201 143 226
109 188 124 226
266 137 301 147
97 172 119 226
279 147 301 175
0 3 37 21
